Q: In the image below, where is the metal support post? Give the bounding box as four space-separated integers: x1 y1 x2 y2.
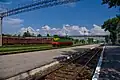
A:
0 17 3 46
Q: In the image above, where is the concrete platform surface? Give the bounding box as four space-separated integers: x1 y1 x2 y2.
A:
99 45 120 80
0 44 99 79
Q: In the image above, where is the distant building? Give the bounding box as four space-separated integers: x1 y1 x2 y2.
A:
69 35 106 42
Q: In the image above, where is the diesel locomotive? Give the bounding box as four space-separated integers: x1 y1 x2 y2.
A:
52 35 73 47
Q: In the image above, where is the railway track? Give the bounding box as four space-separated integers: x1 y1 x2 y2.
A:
25 46 103 80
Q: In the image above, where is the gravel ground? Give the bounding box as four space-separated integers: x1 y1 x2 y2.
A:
99 45 120 80
0 44 99 79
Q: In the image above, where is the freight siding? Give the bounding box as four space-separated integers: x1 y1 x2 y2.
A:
3 37 53 45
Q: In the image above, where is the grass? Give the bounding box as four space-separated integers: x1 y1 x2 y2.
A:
0 43 89 55
0 44 53 54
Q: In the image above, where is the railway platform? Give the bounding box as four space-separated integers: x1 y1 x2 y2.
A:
0 44 99 80
98 45 120 80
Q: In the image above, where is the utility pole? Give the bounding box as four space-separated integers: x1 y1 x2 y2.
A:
117 21 120 44
0 17 3 46
0 0 80 46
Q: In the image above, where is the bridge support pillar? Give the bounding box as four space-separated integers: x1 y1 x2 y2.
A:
0 17 3 46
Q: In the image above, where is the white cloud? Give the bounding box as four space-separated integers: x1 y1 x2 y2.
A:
65 3 76 7
62 24 89 35
90 24 110 35
0 1 12 4
19 26 39 36
0 7 7 12
4 18 24 26
62 1 76 8
19 24 109 36
3 17 24 34
42 25 51 30
36 29 40 32
0 3 8 13
79 27 89 35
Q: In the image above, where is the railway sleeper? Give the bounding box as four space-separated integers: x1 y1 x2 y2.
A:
45 76 72 80
38 47 102 80
46 73 73 80
45 76 66 80
61 65 76 70
78 70 91 79
89 60 98 64
53 72 75 79
55 70 75 75
59 68 77 72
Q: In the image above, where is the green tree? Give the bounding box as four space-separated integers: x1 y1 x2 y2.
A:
23 31 31 37
80 39 85 44
105 35 109 43
2 34 5 36
53 35 59 38
2 34 12 37
102 0 120 8
13 34 17 37
47 33 50 37
31 33 36 37
102 17 120 44
18 34 21 37
75 39 79 44
87 38 93 44
37 34 42 37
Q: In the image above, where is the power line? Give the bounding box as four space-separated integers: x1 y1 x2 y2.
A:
0 0 80 46
0 0 80 17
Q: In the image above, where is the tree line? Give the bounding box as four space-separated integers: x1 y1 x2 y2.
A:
101 0 120 44
2 31 50 37
2 0 120 44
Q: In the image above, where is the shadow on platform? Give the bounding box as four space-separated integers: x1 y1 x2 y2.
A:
99 46 120 80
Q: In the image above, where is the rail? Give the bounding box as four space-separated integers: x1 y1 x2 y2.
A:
28 46 102 80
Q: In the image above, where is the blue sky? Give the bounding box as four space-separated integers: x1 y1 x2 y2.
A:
0 0 118 35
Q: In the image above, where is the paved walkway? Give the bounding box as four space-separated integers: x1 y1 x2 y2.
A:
0 44 99 79
99 45 120 80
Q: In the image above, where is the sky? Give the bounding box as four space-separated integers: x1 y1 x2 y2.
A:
0 0 119 36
